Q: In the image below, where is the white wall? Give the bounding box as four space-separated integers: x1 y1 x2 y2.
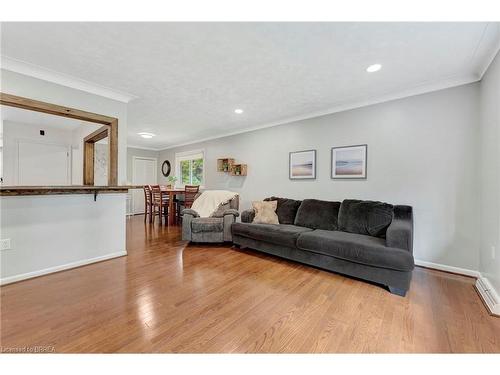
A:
0 70 128 184
479 50 500 293
1 120 102 185
0 70 129 283
0 194 126 284
94 142 109 186
160 84 481 271
2 120 74 185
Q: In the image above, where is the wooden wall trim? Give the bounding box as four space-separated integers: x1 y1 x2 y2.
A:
108 119 118 186
83 142 95 186
84 126 109 143
0 93 116 124
0 186 130 197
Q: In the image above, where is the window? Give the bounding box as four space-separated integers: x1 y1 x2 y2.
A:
176 150 204 186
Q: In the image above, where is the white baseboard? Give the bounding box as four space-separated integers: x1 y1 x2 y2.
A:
414 259 481 278
415 259 500 316
0 251 127 286
475 277 500 316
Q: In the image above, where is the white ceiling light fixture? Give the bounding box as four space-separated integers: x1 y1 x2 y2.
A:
366 63 382 73
234 109 244 114
138 132 156 139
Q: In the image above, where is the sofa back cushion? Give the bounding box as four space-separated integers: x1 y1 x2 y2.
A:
264 196 302 225
338 199 394 238
294 199 341 231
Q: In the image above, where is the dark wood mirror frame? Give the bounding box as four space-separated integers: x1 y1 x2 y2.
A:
0 92 119 186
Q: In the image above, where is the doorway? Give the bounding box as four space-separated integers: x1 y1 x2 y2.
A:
132 156 157 214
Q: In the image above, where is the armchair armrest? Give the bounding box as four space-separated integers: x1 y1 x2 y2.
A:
222 209 239 241
386 205 413 252
241 209 255 223
181 208 200 218
222 208 240 217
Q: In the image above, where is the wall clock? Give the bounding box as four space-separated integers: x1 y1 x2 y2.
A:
161 160 171 177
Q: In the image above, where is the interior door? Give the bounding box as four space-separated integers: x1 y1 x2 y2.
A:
18 141 70 185
132 157 157 214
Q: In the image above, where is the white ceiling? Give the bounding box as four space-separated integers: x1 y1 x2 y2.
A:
1 22 499 150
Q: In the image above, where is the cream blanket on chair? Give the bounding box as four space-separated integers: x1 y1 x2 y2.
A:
191 190 239 218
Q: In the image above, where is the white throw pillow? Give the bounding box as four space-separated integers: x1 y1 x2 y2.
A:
252 200 279 224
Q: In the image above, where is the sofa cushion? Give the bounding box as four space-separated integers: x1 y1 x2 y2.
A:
294 199 341 231
192 218 224 233
338 199 394 238
264 196 302 225
232 223 313 248
297 230 414 271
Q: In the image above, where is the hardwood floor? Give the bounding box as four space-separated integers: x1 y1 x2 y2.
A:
1 215 499 353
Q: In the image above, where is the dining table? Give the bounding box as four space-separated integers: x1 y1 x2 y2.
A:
159 186 186 225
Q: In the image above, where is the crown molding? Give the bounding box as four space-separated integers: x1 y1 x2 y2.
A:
159 72 480 151
473 23 500 79
127 144 162 152
1 56 138 103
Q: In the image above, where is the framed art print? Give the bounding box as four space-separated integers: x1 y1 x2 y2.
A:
289 149 316 179
331 144 367 179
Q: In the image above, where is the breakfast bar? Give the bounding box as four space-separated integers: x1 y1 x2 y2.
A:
0 186 131 199
0 186 132 285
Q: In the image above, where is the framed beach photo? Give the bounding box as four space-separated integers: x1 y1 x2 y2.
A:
331 144 367 179
289 150 316 179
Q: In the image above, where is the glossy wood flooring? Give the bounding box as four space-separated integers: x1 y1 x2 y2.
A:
1 215 499 353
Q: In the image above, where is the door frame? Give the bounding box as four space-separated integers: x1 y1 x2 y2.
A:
0 92 119 186
132 156 158 214
83 126 110 186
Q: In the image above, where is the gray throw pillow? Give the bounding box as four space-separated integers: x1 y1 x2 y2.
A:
294 199 341 231
338 199 394 238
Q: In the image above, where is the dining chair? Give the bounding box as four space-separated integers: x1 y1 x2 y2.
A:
143 185 153 223
177 185 200 222
184 185 200 208
151 185 169 225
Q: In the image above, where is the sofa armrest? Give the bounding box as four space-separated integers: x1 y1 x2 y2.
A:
223 214 237 242
222 208 240 217
241 209 255 223
386 205 413 252
181 208 200 218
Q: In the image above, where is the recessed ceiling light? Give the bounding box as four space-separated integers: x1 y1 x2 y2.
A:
234 109 244 114
366 64 382 73
138 132 156 139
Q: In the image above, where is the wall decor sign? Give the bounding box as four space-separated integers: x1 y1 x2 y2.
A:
331 144 367 179
289 149 316 179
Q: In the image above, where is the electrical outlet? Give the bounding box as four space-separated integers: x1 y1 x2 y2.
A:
0 238 11 251
492 246 496 260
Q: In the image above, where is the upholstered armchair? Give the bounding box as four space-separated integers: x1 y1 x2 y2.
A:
181 195 239 243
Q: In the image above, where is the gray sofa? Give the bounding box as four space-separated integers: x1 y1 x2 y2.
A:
181 195 240 243
232 197 414 296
